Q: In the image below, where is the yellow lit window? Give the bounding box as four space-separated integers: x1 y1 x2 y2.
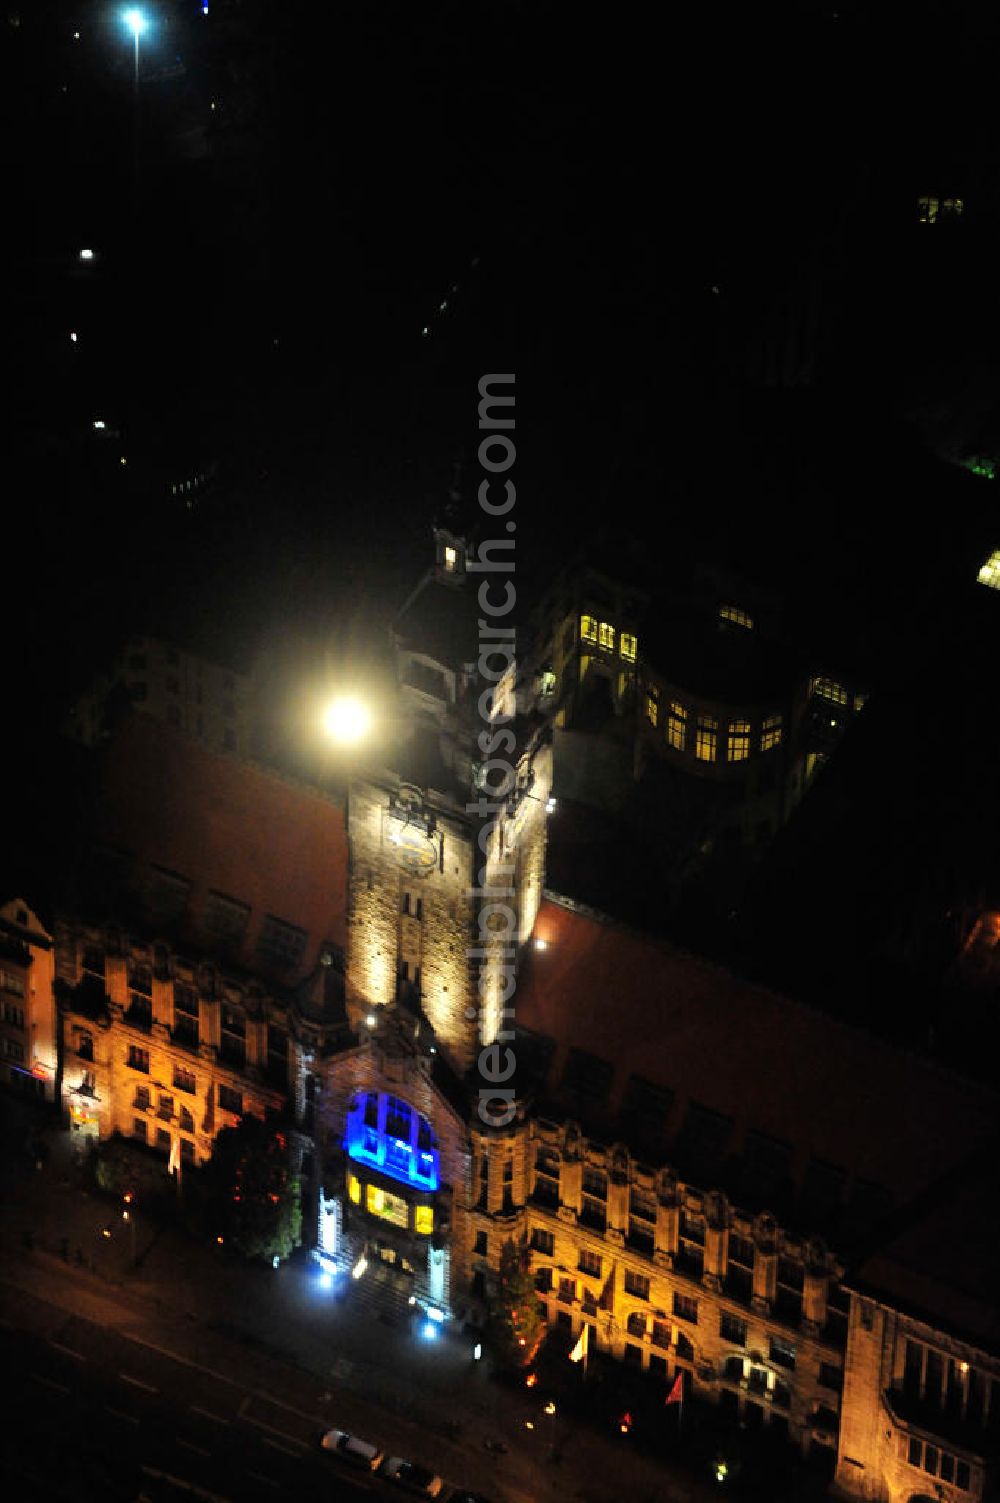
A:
917 195 939 224
812 677 848 706
941 196 963 217
667 702 687 751
414 1205 434 1236
976 550 1000 590
443 545 457 572
727 719 751 762
761 714 782 752
645 689 659 727
598 621 615 652
580 615 598 643
620 633 637 662
696 715 717 762
720 604 754 631
347 1172 361 1205
366 1183 408 1227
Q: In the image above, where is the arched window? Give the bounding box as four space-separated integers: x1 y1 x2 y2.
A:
344 1090 439 1190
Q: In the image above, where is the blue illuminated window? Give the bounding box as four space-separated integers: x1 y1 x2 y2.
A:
344 1090 440 1191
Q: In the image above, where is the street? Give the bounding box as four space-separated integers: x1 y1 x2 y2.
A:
0 1282 379 1503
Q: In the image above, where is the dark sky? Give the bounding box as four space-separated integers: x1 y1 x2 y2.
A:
9 0 1000 718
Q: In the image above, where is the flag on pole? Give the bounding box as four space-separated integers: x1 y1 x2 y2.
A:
568 1322 589 1364
168 1135 180 1177
665 1371 684 1406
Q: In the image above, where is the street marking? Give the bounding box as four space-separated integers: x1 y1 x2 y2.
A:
261 1436 303 1457
178 1439 211 1457
105 1406 139 1425
142 1466 233 1503
239 1397 309 1447
191 1405 231 1425
49 1340 86 1361
250 1390 321 1423
245 1472 279 1489
126 1333 239 1389
120 1372 158 1392
30 1372 70 1394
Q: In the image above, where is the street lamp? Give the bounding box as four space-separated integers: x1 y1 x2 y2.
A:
544 1400 557 1459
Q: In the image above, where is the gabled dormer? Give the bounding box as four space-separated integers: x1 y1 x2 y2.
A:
434 524 469 583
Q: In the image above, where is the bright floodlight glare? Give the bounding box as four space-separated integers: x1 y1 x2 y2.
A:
322 696 370 744
123 8 147 36
79 248 95 261
318 1270 333 1290
421 1321 438 1340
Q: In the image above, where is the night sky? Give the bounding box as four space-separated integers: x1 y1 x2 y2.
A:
9 0 1000 721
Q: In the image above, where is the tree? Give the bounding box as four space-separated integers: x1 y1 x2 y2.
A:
488 1239 544 1367
205 1115 302 1262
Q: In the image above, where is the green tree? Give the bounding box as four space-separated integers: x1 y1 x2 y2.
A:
206 1116 302 1262
488 1239 544 1367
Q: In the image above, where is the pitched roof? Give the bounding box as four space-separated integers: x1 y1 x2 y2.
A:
75 712 349 984
514 895 999 1241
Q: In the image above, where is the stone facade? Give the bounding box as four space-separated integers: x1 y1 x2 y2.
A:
458 1111 847 1462
0 899 56 1100
345 742 551 1077
835 1293 999 1503
55 918 315 1168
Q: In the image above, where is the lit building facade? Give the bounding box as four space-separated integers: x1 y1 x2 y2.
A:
54 916 321 1167
0 899 57 1101
836 1287 999 1503
523 557 868 851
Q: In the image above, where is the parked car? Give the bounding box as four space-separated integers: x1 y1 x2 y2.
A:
380 1456 445 1496
319 1429 384 1470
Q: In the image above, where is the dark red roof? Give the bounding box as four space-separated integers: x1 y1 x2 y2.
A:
87 713 349 980
516 897 998 1217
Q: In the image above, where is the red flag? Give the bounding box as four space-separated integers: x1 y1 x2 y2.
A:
665 1372 684 1406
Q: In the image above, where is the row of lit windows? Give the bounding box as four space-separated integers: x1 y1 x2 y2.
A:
719 604 754 630
917 195 964 224
810 677 849 707
645 695 783 760
580 617 637 662
346 1170 434 1235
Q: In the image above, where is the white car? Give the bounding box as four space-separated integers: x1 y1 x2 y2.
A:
319 1429 384 1470
380 1457 445 1496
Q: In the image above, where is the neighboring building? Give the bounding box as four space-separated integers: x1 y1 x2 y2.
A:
64 635 251 758
55 913 338 1167
835 1164 1000 1503
0 899 56 1101
522 553 867 869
